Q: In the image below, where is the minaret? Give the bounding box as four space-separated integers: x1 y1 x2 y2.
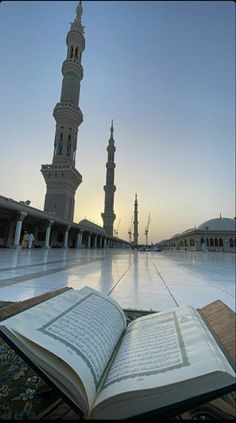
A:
133 193 139 247
41 1 85 221
101 120 116 236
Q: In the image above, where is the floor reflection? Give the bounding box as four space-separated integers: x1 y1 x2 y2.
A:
0 249 235 311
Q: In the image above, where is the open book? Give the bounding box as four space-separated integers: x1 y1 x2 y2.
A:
0 286 235 420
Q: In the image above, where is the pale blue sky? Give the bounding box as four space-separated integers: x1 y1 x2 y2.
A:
0 1 235 243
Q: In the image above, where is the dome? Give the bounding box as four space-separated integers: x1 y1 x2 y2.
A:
78 219 106 235
171 228 195 239
197 217 236 232
181 227 196 234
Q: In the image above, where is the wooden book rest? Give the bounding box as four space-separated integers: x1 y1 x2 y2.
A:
0 289 235 420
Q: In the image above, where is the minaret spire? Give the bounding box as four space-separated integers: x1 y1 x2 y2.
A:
110 119 114 140
76 1 83 21
133 193 139 248
41 2 85 221
101 121 116 236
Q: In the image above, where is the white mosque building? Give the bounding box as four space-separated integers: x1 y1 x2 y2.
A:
159 216 236 253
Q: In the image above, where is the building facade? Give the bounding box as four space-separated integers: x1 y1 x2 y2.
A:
159 217 236 253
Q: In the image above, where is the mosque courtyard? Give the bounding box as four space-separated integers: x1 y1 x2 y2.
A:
0 248 235 312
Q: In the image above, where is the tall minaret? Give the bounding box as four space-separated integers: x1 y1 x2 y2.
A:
133 193 139 247
101 121 116 236
41 1 85 221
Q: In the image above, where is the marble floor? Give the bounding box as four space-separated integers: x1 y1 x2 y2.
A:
0 248 235 312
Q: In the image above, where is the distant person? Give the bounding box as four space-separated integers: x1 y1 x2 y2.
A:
28 232 35 249
21 230 29 248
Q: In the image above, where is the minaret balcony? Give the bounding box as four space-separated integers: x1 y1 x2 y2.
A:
41 164 82 190
107 145 116 153
62 60 83 80
53 102 83 127
106 162 116 169
103 185 116 193
101 212 116 223
66 30 85 50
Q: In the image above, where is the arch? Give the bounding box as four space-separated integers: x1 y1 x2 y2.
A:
230 239 234 247
210 238 213 247
57 231 64 243
75 47 78 59
190 238 195 246
219 238 223 247
206 238 209 246
70 45 73 59
214 238 218 247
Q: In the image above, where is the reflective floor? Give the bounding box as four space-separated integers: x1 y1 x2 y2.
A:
0 248 235 311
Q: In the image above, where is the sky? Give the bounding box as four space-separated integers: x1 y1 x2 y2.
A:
0 1 235 244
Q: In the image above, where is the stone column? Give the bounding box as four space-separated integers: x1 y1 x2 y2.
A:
13 212 28 248
224 238 229 252
63 226 70 249
87 232 91 248
76 232 80 248
76 230 84 248
44 220 54 248
99 237 103 248
94 236 97 248
80 230 84 247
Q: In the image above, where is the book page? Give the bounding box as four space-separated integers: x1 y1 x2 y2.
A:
1 287 126 412
94 305 235 408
